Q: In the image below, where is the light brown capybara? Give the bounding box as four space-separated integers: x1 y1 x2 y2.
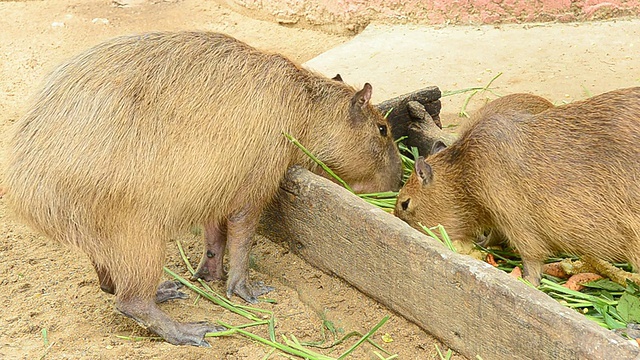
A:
5 31 402 346
395 88 640 286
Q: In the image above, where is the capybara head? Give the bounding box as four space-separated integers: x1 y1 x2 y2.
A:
309 82 403 193
393 142 474 239
395 93 555 237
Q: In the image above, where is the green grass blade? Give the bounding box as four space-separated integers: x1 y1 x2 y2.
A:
419 223 457 253
337 315 389 359
218 321 335 360
262 348 277 360
283 132 353 192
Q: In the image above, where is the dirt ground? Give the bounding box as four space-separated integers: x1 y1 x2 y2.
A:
0 0 638 359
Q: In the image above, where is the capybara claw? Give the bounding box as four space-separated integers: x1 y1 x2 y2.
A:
155 280 188 303
227 280 274 304
170 321 225 347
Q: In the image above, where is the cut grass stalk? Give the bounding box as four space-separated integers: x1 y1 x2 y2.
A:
216 321 336 360
38 328 54 360
41 328 49 347
115 335 162 342
284 132 353 192
539 279 617 306
262 348 277 360
435 344 453 360
419 223 456 253
474 244 523 267
397 141 419 184
374 352 399 360
337 315 389 360
442 73 503 118
302 329 391 355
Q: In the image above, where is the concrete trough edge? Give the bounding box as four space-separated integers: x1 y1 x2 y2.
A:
257 166 640 360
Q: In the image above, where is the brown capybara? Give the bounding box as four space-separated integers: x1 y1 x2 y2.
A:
394 88 640 286
468 93 554 246
5 31 402 346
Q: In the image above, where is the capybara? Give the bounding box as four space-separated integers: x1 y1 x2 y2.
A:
5 31 402 346
394 88 640 286
468 93 554 246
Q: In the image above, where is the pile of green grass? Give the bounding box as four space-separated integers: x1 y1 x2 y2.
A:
421 219 640 335
476 245 640 333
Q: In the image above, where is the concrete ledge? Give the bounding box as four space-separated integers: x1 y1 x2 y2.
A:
231 0 640 30
258 166 640 359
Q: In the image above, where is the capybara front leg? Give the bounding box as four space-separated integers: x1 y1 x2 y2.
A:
116 298 224 347
225 206 274 303
192 221 227 282
522 257 544 287
155 280 189 303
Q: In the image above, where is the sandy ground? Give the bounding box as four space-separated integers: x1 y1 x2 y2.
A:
0 1 458 359
0 0 638 359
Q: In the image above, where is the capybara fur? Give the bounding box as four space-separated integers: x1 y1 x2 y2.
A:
5 31 402 346
469 93 554 247
395 88 640 286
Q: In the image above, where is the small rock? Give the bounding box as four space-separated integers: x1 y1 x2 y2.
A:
51 22 65 28
92 18 110 25
275 13 299 24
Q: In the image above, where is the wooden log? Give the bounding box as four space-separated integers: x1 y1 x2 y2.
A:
376 86 443 139
257 166 640 360
405 101 457 156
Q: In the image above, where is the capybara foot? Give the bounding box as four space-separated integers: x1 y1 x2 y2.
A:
226 280 275 304
155 280 189 303
522 259 543 287
170 321 226 347
117 298 225 347
192 255 226 282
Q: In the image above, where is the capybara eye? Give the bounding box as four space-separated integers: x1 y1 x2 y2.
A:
401 198 410 211
378 124 388 137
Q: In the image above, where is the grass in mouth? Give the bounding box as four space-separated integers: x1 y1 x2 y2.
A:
283 132 417 213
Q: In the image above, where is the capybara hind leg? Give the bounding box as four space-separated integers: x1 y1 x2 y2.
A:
192 221 227 282
91 261 115 295
155 281 188 303
116 298 224 347
226 206 274 303
111 228 223 346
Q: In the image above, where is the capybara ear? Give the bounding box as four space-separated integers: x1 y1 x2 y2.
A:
351 83 372 108
332 74 343 82
415 156 433 186
430 140 447 155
